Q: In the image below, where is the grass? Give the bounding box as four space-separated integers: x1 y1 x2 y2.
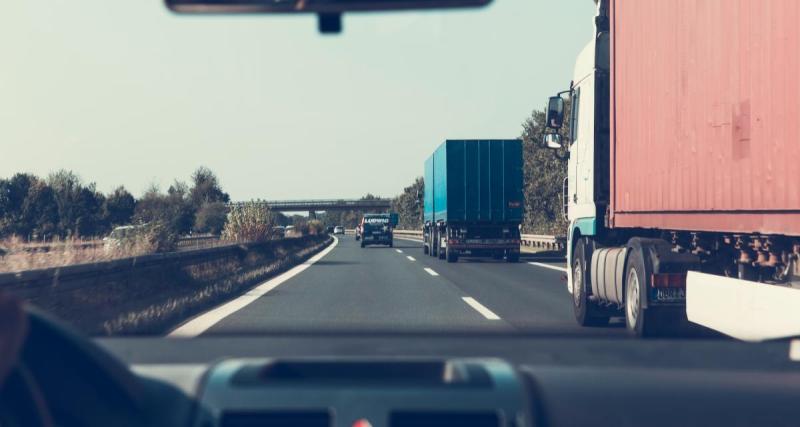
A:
0 235 150 273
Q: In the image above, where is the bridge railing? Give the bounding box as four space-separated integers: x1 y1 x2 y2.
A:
229 199 392 210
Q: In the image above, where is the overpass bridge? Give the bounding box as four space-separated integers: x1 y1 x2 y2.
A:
229 199 392 215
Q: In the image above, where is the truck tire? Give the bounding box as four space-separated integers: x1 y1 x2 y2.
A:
506 251 520 263
446 247 459 263
389 240 393 248
572 238 610 327
360 240 366 248
423 245 429 255
431 230 439 257
624 248 658 337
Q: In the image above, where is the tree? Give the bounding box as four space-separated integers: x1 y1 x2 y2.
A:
0 173 38 236
520 101 572 235
193 202 228 234
190 166 229 208
103 186 136 228
391 177 424 229
21 180 59 238
134 181 194 235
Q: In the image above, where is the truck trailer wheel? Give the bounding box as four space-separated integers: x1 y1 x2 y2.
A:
423 245 429 255
506 251 520 263
388 240 393 248
360 240 366 248
624 248 657 337
446 247 459 263
572 238 610 327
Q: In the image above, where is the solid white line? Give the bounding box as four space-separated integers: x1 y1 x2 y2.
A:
395 237 423 242
528 262 568 273
424 267 439 276
167 236 339 338
462 297 501 320
395 249 403 253
407 256 416 261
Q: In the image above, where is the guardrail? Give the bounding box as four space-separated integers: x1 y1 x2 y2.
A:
0 235 331 335
391 230 565 251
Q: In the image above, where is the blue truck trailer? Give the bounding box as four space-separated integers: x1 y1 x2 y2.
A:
423 139 524 263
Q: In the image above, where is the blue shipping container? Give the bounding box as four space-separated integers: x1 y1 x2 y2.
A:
423 140 523 224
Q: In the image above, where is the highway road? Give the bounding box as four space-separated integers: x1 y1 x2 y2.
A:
173 235 626 337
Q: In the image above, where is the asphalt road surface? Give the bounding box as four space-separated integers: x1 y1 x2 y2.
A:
184 235 625 337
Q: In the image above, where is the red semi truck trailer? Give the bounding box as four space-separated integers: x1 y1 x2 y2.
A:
543 0 800 338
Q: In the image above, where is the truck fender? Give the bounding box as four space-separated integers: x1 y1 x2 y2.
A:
625 238 701 309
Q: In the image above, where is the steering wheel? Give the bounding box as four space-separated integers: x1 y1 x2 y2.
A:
0 364 54 427
0 304 148 427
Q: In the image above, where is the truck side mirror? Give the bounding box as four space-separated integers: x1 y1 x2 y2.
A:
545 96 565 129
543 133 563 149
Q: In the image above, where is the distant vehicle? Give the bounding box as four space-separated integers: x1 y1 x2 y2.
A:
103 225 145 250
360 213 397 248
271 226 286 238
333 226 345 235
354 224 361 241
326 226 335 234
423 140 523 263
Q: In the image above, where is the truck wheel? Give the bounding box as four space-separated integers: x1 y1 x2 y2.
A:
423 245 429 255
624 248 657 337
506 251 520 263
360 240 365 248
446 247 459 263
389 240 393 248
572 238 610 327
431 230 438 257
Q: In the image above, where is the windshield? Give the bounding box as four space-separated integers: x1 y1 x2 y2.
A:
1 0 798 344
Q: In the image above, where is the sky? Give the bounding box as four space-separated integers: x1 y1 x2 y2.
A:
0 0 595 201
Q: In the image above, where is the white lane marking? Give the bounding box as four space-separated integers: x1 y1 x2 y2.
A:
424 267 439 276
407 256 416 261
168 236 339 338
395 237 423 242
528 262 567 273
462 297 501 320
395 249 403 253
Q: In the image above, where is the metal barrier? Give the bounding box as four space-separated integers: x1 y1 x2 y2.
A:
391 230 565 251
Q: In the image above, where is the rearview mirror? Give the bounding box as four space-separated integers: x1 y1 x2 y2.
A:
543 133 562 150
166 0 492 14
545 96 565 130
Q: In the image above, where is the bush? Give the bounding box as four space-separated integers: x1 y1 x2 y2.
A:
119 222 178 253
222 202 273 243
194 202 228 235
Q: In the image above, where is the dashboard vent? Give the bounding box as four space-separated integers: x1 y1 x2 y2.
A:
221 411 331 427
390 411 500 427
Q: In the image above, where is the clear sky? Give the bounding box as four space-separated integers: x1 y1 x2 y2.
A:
0 0 595 200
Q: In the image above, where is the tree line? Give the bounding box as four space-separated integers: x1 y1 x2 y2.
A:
0 166 231 240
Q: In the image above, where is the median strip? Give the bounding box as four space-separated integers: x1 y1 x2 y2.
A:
462 297 501 320
424 267 439 276
406 256 416 261
528 262 567 273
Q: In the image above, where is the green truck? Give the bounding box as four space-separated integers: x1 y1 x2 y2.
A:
423 140 524 263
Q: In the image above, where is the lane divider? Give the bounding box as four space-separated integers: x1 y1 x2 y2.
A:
395 249 403 253
528 262 567 273
407 256 416 262
462 297 501 320
167 236 339 338
424 267 439 276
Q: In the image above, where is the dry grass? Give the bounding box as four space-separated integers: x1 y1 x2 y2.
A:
0 235 151 273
